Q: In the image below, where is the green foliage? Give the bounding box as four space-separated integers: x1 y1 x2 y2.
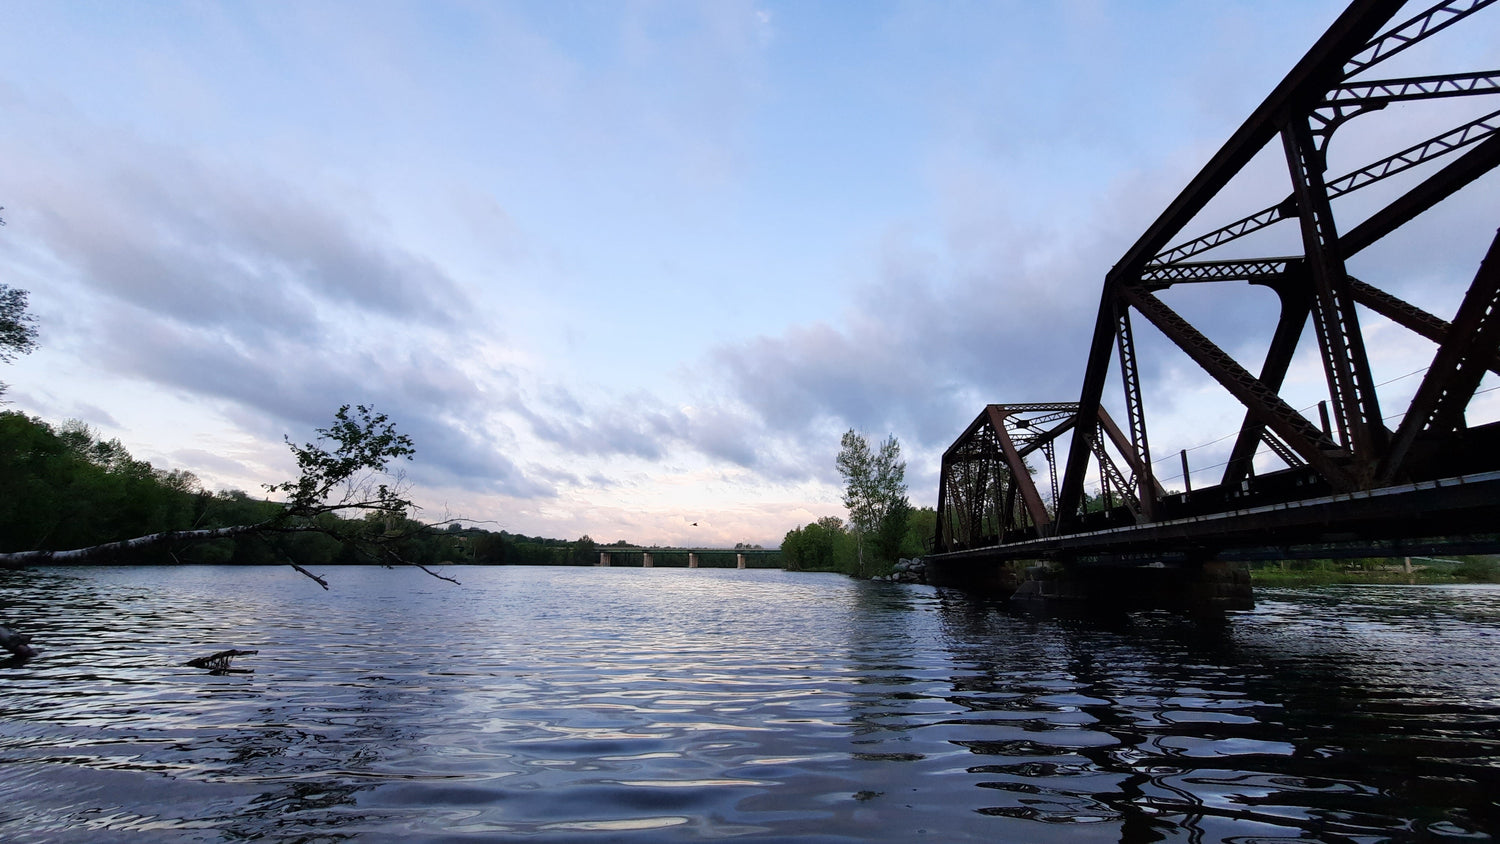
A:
572 534 596 565
783 504 934 578
0 282 38 402
835 429 909 577
458 530 591 566
0 406 640 572
0 283 39 365
903 506 937 558
1 408 440 568
782 516 845 572
266 404 415 519
1453 557 1499 582
1248 556 1500 585
872 496 912 568
0 412 203 555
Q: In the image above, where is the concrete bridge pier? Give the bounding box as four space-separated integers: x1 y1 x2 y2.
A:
688 553 700 568
736 554 746 569
926 557 1253 612
643 552 654 568
598 552 611 567
1008 561 1253 612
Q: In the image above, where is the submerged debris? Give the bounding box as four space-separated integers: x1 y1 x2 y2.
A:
0 625 36 661
184 648 258 674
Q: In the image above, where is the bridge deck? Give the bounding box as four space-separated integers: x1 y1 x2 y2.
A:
931 470 1500 568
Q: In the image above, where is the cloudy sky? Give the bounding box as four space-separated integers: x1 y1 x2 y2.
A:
2 1 1496 548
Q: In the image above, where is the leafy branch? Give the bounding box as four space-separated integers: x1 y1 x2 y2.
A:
0 405 459 587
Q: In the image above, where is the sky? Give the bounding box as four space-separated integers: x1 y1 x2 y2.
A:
2 1 1497 548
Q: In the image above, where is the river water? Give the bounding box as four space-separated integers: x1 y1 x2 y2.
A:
1 566 1497 842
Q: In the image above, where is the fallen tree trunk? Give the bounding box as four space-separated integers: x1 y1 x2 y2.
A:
0 521 288 569
0 406 462 589
0 520 459 586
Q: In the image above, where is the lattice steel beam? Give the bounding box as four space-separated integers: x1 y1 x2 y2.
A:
988 406 1053 531
1121 287 1355 489
1061 0 1417 529
1140 258 1295 287
1344 0 1497 78
1262 429 1309 468
1090 433 1138 517
1284 118 1387 464
1327 109 1500 193
1157 112 1499 265
1325 70 1500 107
1152 205 1297 266
1341 132 1500 256
1015 416 1077 460
937 404 1084 549
1104 0 1405 280
1346 276 1500 376
1114 306 1158 519
1380 230 1500 482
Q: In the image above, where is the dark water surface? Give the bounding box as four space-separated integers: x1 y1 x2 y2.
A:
2 566 1498 842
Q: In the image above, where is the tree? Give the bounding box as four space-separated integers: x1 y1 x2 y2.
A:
781 515 846 572
0 404 452 586
873 496 912 565
1 283 40 400
835 429 909 577
0 285 37 363
902 506 937 558
572 534 596 565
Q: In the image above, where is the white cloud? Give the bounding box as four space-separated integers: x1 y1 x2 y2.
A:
2 0 1494 547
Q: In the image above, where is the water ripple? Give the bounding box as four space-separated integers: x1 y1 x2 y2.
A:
2 568 1499 841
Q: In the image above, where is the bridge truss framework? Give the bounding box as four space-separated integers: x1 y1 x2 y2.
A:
934 0 1500 565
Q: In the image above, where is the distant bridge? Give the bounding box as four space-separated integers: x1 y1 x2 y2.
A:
929 0 1500 592
593 548 779 569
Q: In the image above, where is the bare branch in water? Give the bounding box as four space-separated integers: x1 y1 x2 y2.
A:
289 563 331 590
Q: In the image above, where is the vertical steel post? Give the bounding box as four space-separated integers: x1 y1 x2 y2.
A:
1044 440 1059 520
1282 118 1386 476
1115 305 1158 519
934 451 952 552
1222 272 1312 486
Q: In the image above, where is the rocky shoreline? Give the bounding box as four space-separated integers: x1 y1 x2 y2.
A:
871 557 928 584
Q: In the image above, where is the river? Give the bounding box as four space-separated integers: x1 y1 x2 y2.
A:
1 565 1497 842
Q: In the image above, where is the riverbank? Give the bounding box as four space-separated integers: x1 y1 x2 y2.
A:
1250 569 1499 586
1247 556 1499 587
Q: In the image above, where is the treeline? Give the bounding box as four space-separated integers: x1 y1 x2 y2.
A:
457 530 604 567
781 507 935 577
1249 556 1499 584
454 530 781 567
1 411 624 568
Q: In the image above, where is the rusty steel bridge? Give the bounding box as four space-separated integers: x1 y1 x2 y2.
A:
930 0 1500 575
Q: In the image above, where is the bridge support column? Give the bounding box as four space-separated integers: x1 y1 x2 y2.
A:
1009 560 1253 612
598 552 611 567
688 553 699 568
643 552 654 568
928 555 1252 611
736 554 746 569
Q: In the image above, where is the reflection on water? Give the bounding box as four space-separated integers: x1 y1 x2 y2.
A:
1 566 1497 842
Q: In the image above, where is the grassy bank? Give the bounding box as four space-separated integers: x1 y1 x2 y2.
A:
1249 556 1499 587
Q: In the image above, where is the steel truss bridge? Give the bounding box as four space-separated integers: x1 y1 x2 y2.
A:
932 0 1500 570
